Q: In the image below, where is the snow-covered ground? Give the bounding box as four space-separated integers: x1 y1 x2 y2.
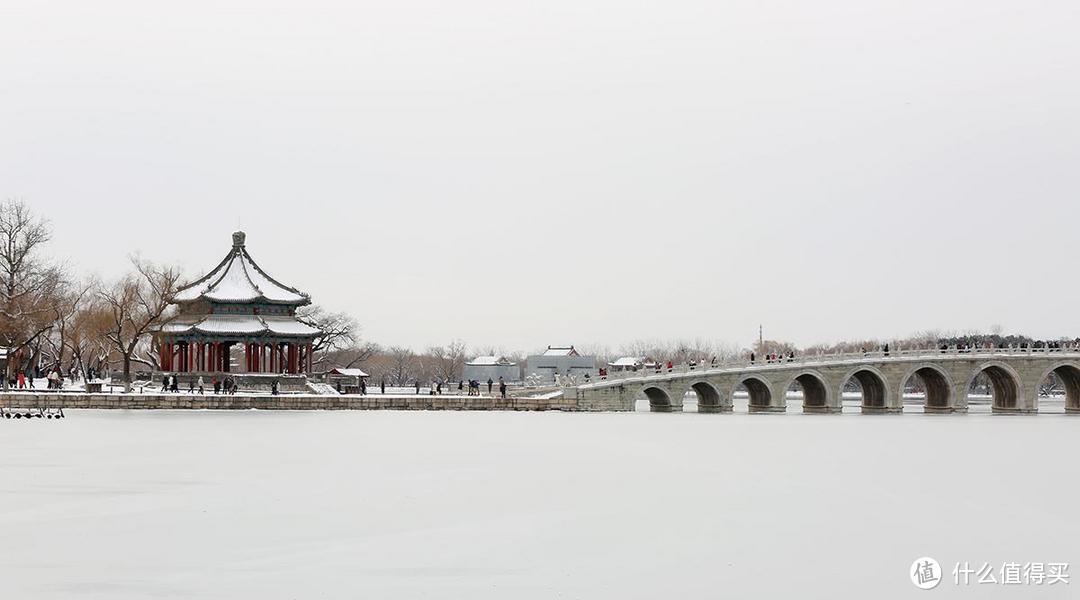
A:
1 410 1076 599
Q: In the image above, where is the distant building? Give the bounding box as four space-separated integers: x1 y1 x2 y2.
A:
608 356 644 372
326 367 369 388
525 346 596 380
463 356 519 383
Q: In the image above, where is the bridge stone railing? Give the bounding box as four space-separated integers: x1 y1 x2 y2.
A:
576 345 1080 389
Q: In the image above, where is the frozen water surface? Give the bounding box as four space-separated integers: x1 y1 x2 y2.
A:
1 407 1076 599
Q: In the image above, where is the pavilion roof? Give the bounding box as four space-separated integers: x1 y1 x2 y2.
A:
172 231 310 305
161 314 322 338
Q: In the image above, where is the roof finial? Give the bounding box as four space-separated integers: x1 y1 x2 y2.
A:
232 231 246 248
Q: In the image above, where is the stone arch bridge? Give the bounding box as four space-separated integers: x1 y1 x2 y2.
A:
564 348 1080 414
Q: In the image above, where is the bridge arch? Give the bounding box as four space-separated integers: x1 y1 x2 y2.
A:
899 364 954 412
735 375 773 412
780 370 833 413
967 361 1023 412
1038 362 1080 412
685 380 728 413
642 386 674 412
839 365 891 412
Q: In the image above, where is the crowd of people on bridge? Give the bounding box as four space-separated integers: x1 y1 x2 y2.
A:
749 351 797 364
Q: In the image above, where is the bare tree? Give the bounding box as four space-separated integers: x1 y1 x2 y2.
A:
386 346 417 385
99 257 182 390
64 294 112 381
42 276 94 375
0 199 64 374
320 342 381 370
297 305 357 352
428 339 467 382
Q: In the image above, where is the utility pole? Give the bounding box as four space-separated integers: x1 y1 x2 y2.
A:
758 325 763 348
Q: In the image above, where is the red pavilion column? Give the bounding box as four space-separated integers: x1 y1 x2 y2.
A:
307 343 313 373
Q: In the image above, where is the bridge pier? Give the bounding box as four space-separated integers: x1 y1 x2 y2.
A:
861 405 903 414
698 404 733 414
991 405 1038 415
803 404 842 414
748 404 786 414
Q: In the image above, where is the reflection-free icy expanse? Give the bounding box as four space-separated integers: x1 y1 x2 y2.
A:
1 408 1075 599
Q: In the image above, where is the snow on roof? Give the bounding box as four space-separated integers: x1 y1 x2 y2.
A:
263 316 322 336
194 315 266 335
542 346 579 357
173 231 310 305
330 368 369 377
161 314 321 337
467 355 513 366
609 357 643 367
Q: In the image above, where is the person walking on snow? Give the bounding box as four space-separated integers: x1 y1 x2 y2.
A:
487 378 494 394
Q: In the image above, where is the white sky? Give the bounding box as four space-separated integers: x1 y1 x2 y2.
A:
2 1 1078 352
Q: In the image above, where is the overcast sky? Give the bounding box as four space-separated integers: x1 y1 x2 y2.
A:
2 1 1078 352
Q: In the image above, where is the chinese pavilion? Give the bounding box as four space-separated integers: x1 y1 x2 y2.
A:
157 231 322 375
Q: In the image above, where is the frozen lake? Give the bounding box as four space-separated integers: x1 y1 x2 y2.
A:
1 408 1076 598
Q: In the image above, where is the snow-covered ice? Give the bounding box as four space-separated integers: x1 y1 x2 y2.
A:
1 408 1076 599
